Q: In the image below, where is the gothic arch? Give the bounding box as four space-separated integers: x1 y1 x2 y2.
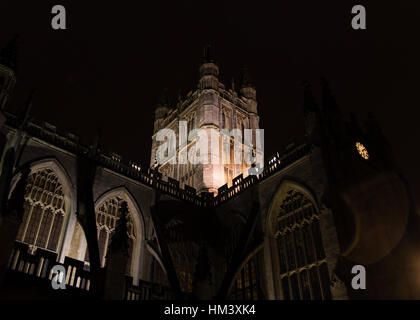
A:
10 158 76 262
94 186 145 284
264 178 331 300
227 244 264 300
11 158 76 210
266 179 320 236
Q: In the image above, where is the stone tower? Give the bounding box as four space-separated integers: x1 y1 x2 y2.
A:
150 47 261 194
303 78 420 299
0 37 18 111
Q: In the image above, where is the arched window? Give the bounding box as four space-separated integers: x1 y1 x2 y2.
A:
274 189 331 300
164 219 195 293
95 196 136 272
229 251 263 300
15 168 66 252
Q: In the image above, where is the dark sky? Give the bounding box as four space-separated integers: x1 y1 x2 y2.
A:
0 1 419 210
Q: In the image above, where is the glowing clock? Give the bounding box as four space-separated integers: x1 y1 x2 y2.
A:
355 142 369 160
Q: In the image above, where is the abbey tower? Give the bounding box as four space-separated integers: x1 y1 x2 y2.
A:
150 47 261 194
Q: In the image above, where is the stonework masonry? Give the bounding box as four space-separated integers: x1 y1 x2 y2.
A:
0 42 416 300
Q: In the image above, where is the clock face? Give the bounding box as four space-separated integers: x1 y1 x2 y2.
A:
355 142 369 160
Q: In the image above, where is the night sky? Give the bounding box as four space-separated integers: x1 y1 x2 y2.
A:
0 1 419 210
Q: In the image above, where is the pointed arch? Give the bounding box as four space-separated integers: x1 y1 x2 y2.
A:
265 178 331 300
93 186 145 284
227 244 264 300
266 178 320 236
11 157 76 210
10 158 76 262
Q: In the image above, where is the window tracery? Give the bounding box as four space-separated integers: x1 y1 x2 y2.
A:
94 196 136 272
274 189 331 300
16 168 66 253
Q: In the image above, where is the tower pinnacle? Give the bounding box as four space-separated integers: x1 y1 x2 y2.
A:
199 45 219 90
239 67 256 103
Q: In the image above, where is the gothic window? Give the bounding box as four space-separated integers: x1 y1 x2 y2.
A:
222 113 226 129
16 168 67 252
275 189 331 300
95 196 136 272
164 219 195 293
229 252 262 300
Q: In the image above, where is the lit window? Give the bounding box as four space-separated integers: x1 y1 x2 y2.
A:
16 168 66 252
275 189 331 300
93 197 136 273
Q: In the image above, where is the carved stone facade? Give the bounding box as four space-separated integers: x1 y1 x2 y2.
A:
150 48 260 194
0 40 416 300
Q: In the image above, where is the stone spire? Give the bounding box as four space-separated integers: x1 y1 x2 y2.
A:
199 45 219 90
203 44 214 63
155 88 170 120
239 67 257 113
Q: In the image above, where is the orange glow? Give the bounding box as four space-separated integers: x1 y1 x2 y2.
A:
356 142 369 160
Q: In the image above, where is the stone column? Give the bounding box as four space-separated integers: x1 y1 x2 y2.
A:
103 201 130 300
0 165 29 285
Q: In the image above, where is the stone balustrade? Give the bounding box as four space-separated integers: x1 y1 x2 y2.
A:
4 112 311 208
